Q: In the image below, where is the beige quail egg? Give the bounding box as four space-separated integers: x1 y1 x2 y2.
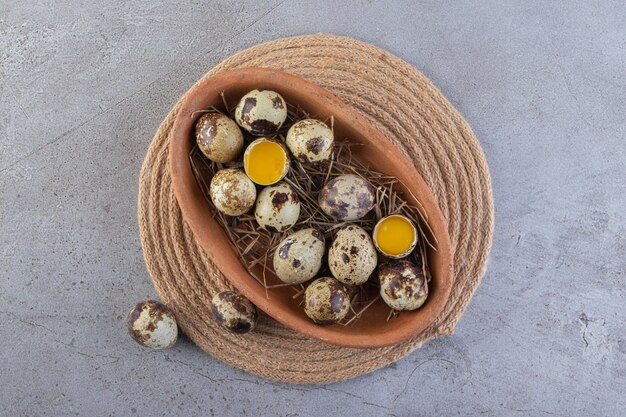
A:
234 89 287 136
195 112 243 163
127 300 178 349
273 228 325 284
254 182 300 233
318 174 376 221
304 277 351 324
211 291 258 333
209 168 256 216
285 119 334 162
328 225 378 286
379 260 428 311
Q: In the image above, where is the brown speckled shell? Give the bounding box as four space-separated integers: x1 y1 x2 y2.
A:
285 119 334 162
209 168 256 216
195 113 244 163
318 174 376 221
127 300 178 349
211 291 258 333
304 277 351 324
379 260 429 311
234 89 287 136
328 225 378 285
254 182 300 233
272 228 325 284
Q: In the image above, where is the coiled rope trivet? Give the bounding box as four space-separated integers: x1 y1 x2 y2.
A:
138 34 494 384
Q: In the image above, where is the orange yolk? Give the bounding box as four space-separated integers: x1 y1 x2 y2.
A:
244 141 287 185
375 215 416 256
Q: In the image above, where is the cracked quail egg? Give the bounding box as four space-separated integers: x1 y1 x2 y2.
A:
373 214 417 259
195 112 243 163
209 168 256 216
328 225 378 286
304 277 351 324
254 182 300 233
285 119 334 162
127 300 178 349
243 138 290 186
235 89 287 136
211 291 258 333
379 260 428 311
318 174 376 221
273 228 325 284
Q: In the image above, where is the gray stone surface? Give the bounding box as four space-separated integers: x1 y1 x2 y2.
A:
1 0 624 415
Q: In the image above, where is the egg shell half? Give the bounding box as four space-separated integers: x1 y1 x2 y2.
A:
243 137 290 186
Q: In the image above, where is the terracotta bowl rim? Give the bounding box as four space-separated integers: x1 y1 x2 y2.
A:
169 67 454 348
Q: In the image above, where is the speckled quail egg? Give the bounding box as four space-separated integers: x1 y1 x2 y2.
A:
195 112 244 163
209 168 256 216
328 225 378 286
234 89 287 136
304 277 351 324
318 174 376 221
254 182 300 233
379 260 428 311
211 291 258 333
285 119 334 162
127 300 178 349
273 228 325 284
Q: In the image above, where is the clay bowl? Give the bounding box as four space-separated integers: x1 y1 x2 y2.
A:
170 68 453 348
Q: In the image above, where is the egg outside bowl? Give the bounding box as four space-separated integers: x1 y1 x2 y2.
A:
170 68 454 348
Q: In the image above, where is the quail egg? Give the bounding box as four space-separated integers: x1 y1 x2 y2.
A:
328 225 378 285
127 300 178 349
379 260 428 311
209 168 256 216
273 228 325 284
255 182 300 233
373 214 418 259
318 174 376 221
195 112 243 163
243 138 290 185
235 89 287 136
211 291 258 333
304 277 351 324
285 119 334 162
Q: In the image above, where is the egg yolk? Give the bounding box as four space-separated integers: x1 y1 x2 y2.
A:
244 141 286 185
375 215 416 256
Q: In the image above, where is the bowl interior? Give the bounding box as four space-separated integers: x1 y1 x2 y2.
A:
170 68 453 347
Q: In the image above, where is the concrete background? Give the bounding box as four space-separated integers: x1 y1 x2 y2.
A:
1 1 624 416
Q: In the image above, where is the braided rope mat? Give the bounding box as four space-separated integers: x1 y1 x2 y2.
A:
138 34 494 384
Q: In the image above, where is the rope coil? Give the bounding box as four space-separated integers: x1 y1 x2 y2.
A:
138 34 494 384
